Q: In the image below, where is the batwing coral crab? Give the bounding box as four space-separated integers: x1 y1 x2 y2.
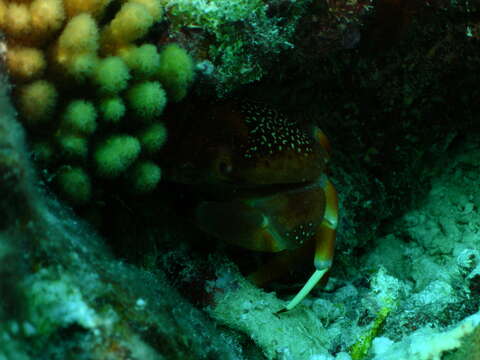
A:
162 98 338 311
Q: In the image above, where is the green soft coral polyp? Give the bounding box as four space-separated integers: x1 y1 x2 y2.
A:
128 160 162 193
61 99 98 135
156 43 195 102
57 134 89 159
99 96 126 124
121 44 161 78
93 56 131 94
127 81 167 120
56 166 92 205
94 135 141 177
138 122 167 153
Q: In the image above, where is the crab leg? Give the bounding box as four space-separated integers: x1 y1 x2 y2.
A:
247 241 313 287
282 179 339 312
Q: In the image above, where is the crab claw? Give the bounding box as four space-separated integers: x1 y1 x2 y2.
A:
282 179 338 312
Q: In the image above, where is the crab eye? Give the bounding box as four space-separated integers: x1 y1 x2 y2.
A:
211 146 233 178
218 159 232 175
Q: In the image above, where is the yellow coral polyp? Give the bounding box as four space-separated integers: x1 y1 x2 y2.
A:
128 0 163 21
63 0 112 19
5 3 31 38
0 1 7 29
58 13 99 54
101 2 153 53
53 13 99 73
7 46 46 80
30 0 66 37
18 80 57 125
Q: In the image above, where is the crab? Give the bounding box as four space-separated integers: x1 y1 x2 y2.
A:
162 98 339 311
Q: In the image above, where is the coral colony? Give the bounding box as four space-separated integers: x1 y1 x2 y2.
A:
0 0 194 203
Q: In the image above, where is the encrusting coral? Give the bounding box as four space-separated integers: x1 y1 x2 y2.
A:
0 0 195 207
